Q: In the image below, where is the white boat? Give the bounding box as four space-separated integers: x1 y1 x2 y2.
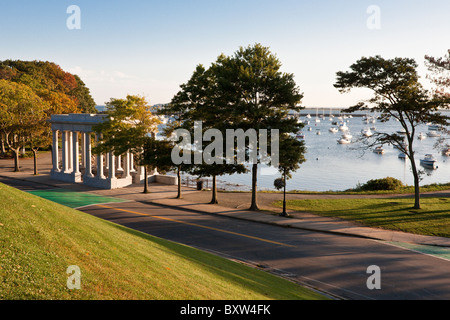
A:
339 123 349 131
418 132 426 140
342 133 352 140
373 146 385 154
316 129 321 135
428 124 440 131
329 127 338 133
420 154 438 169
427 131 441 137
361 128 373 137
337 138 351 144
306 114 311 119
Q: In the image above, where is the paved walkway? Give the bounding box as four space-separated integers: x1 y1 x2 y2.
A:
2 152 450 248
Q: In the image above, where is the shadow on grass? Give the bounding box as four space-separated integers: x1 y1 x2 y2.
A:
280 198 450 237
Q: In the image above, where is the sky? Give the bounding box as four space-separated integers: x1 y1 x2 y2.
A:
0 0 449 108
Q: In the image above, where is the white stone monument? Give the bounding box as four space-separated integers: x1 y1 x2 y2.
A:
49 114 149 189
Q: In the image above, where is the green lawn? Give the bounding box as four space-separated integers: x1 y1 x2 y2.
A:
276 198 450 238
0 182 326 300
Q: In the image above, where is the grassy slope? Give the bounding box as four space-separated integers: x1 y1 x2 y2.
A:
277 198 450 238
0 182 326 300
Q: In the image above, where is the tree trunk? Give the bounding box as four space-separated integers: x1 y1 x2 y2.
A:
1 136 5 157
143 166 149 193
281 170 288 216
409 156 421 209
32 148 38 175
176 166 182 199
210 175 218 204
249 163 259 211
13 148 20 172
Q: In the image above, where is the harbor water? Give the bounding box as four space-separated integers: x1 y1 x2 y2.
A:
203 113 450 192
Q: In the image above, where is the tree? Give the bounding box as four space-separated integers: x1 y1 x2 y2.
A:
274 134 306 216
334 56 450 209
0 60 96 113
92 95 160 193
162 64 247 203
69 74 97 114
28 121 52 175
163 44 303 209
0 60 95 173
212 43 304 211
425 49 450 97
0 80 45 172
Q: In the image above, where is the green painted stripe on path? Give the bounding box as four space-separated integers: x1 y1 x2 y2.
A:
389 242 450 261
28 189 127 209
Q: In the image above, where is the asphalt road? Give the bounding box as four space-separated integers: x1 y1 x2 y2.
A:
79 201 450 300
3 176 450 300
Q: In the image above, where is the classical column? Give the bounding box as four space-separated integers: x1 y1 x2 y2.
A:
116 155 123 172
123 152 131 179
105 152 109 170
52 130 60 172
109 152 116 180
80 132 86 169
62 131 70 173
130 153 135 172
68 131 73 171
72 131 80 176
96 134 105 179
84 133 93 178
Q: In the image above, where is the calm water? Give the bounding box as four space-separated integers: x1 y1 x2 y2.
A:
207 114 450 192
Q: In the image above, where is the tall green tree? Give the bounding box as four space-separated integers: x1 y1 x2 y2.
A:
212 44 304 211
274 134 306 216
335 55 450 209
92 95 161 193
162 65 247 203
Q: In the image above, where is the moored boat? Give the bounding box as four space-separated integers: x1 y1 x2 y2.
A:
420 154 438 169
361 128 373 137
329 127 338 133
427 131 441 137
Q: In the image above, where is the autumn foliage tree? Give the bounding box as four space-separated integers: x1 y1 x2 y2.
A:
92 95 161 193
0 80 45 172
0 60 96 113
0 60 96 173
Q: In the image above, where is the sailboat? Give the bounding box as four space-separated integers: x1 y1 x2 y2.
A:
315 108 320 123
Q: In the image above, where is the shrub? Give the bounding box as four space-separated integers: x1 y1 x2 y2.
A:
358 177 404 191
